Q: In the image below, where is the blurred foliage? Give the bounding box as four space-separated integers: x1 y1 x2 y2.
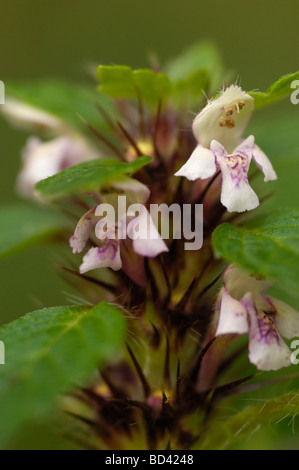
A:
36 156 152 200
0 302 125 447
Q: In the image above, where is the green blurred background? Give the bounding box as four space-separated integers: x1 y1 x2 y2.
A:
0 0 298 449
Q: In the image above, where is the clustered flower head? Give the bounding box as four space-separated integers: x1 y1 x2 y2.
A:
2 56 299 452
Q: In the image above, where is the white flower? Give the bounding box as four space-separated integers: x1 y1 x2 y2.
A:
17 136 99 198
215 266 299 371
70 182 168 284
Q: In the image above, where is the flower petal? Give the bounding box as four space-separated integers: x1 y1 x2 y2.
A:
268 296 299 339
112 177 150 204
16 136 98 198
192 85 255 152
218 168 259 213
70 207 97 254
17 137 69 197
212 139 259 213
79 242 122 274
175 145 216 181
127 206 169 257
120 240 147 286
216 289 249 336
253 144 277 182
95 204 119 240
243 293 291 371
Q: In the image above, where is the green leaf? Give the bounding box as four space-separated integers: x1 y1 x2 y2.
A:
97 65 172 107
249 72 299 109
197 390 299 450
36 156 152 200
0 302 125 447
5 80 114 130
212 210 299 289
165 41 223 93
0 203 68 260
171 69 210 108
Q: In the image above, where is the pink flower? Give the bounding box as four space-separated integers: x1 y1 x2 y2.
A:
17 136 98 198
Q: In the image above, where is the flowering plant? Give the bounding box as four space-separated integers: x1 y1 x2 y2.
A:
0 42 299 450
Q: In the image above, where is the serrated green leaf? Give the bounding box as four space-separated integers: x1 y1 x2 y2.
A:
0 302 125 447
212 210 299 289
197 391 299 450
5 80 114 130
97 65 172 108
165 41 223 93
249 72 299 109
36 156 152 200
0 203 68 260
